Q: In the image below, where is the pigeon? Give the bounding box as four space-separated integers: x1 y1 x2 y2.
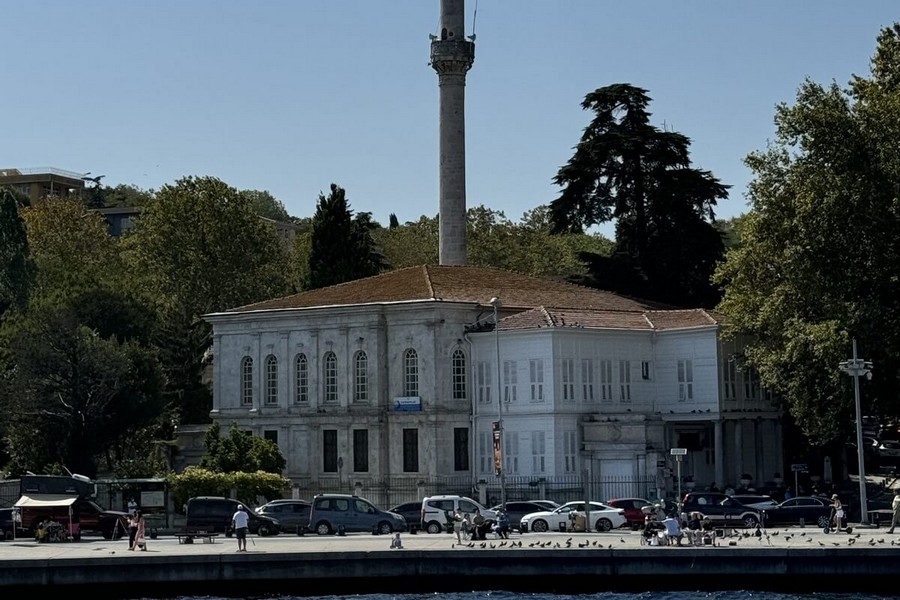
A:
480 542 486 548
489 543 495 549
608 544 613 549
620 538 626 544
579 541 589 548
498 541 506 547
818 541 825 546
467 542 475 548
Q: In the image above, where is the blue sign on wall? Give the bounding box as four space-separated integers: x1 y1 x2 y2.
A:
394 397 421 412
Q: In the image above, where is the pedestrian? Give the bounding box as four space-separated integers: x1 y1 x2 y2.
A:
452 509 464 543
831 494 844 531
127 512 138 549
888 491 900 534
231 504 249 552
130 511 146 551
390 532 403 549
127 497 138 517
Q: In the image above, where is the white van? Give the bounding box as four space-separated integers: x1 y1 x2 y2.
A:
420 495 498 534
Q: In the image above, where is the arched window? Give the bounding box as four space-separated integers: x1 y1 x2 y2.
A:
404 348 419 397
240 356 253 406
324 351 338 403
295 353 308 403
353 350 368 403
265 354 278 405
452 348 467 400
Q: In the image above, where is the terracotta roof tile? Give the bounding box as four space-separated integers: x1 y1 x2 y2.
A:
499 307 717 332
230 265 667 313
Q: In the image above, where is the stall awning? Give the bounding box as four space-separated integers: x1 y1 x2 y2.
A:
14 494 79 508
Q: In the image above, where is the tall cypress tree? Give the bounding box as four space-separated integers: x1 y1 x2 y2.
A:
305 184 388 290
0 187 33 318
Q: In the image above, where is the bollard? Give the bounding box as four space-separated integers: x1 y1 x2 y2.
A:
337 524 346 536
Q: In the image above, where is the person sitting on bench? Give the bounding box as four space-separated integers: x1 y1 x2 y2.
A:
662 514 684 546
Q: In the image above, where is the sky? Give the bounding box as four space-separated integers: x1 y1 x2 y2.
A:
2 1 898 236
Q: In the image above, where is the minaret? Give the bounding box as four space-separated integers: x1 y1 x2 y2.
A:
431 0 475 266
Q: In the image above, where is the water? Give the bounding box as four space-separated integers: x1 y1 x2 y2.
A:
147 593 900 600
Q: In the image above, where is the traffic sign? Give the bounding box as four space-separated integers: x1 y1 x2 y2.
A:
670 448 688 456
791 463 807 472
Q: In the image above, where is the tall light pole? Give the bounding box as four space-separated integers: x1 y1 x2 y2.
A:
839 338 873 526
490 296 506 510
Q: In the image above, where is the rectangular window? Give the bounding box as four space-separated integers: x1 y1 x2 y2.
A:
599 359 613 402
529 359 544 402
352 429 369 472
453 427 469 471
561 358 575 401
402 428 419 473
478 431 490 474
263 430 278 444
582 359 595 402
744 367 760 400
642 361 652 380
531 431 546 474
723 359 737 401
619 360 631 402
452 351 467 400
503 360 517 403
564 431 577 473
353 353 368 403
476 361 492 404
678 359 694 401
504 431 519 474
323 429 338 472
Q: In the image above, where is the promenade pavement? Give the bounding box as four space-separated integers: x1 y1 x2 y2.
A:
1 523 896 560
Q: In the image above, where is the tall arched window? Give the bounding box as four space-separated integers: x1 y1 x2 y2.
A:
353 350 368 403
295 353 308 403
324 351 338 403
240 356 253 406
404 348 419 397
452 348 467 400
265 354 278 405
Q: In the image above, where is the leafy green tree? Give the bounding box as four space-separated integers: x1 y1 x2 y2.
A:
201 421 286 474
714 24 900 443
549 83 728 307
100 184 155 208
304 184 388 290
0 187 33 318
239 189 291 222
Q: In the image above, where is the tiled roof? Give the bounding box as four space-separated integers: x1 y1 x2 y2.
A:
499 307 718 332
230 265 669 313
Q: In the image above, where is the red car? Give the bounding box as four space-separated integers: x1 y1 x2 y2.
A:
606 497 653 529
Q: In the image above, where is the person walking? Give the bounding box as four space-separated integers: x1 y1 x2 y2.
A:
452 509 464 543
127 512 139 549
130 511 146 551
830 494 844 532
231 505 249 552
888 491 900 534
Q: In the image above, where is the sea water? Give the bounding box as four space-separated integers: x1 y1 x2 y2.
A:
148 592 900 600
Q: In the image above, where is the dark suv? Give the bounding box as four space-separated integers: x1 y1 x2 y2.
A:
256 499 311 534
681 492 761 528
185 497 280 536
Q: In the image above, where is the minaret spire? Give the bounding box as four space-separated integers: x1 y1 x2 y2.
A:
431 0 475 266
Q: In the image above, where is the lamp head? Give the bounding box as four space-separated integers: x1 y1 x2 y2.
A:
489 297 501 308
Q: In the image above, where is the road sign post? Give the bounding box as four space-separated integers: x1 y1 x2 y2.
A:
671 448 687 517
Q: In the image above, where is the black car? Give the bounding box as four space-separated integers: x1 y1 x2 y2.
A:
489 501 558 531
256 500 311 534
762 496 832 528
388 501 424 533
681 492 761 528
185 497 280 536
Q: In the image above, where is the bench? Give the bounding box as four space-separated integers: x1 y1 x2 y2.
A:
176 531 220 544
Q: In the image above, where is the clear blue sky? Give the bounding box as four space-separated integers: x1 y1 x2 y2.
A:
2 1 897 234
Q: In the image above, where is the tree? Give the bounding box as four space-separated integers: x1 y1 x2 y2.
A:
201 421 286 474
100 184 155 208
239 189 291 222
714 24 900 444
304 184 388 290
549 83 728 307
0 187 33 318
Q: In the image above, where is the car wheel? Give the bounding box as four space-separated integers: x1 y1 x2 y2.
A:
742 515 759 528
817 515 830 529
378 521 393 535
426 521 443 534
258 523 274 537
531 519 549 533
596 518 613 532
315 521 333 535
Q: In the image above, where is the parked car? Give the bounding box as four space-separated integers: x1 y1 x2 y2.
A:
681 492 761 528
489 501 559 531
421 495 497 534
388 501 424 533
256 499 311 533
308 494 406 535
606 498 654 529
519 501 626 533
877 440 900 462
186 497 281 536
731 494 779 511
761 496 832 528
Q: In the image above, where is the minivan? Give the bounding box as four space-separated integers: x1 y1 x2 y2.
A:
185 497 281 536
420 495 498 534
308 493 407 535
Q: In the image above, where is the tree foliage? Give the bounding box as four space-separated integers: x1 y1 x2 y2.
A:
167 466 290 510
714 24 900 443
201 421 286 474
549 83 728 307
239 189 292 222
304 184 389 290
0 187 33 318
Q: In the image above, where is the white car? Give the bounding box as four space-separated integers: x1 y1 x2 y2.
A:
519 501 626 533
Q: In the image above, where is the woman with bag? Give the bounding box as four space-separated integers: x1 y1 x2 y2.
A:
130 511 147 551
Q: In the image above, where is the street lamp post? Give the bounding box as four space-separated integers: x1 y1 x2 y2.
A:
839 338 873 526
490 296 506 511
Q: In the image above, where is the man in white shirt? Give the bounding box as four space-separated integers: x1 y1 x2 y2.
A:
231 505 250 552
662 515 684 546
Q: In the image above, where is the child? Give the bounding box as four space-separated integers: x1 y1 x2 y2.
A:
390 532 403 549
